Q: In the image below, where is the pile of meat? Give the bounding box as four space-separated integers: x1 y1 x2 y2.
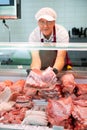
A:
46 97 87 130
24 67 61 100
0 67 87 130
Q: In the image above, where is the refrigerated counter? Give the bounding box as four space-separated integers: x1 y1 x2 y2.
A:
0 42 87 80
0 42 87 130
0 42 87 66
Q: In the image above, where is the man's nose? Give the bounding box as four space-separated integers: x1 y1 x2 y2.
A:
43 22 49 27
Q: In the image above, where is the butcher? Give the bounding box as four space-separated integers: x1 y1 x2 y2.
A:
28 7 72 75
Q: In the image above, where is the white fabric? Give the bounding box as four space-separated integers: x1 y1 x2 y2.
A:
35 7 57 21
29 24 69 43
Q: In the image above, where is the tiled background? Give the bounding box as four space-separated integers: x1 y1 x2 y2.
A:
0 0 87 42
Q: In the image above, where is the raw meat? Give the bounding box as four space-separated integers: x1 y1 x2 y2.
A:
76 84 87 95
61 73 76 94
72 100 87 129
41 67 57 85
38 84 62 100
25 70 47 88
22 110 48 126
0 80 13 92
0 101 15 111
25 67 57 89
0 87 16 111
46 97 73 127
0 87 11 103
9 79 25 93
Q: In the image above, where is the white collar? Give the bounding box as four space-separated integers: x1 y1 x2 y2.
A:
40 31 54 42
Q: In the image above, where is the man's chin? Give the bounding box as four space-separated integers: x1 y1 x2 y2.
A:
43 32 50 36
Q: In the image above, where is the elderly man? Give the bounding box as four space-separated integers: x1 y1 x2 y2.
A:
29 7 72 74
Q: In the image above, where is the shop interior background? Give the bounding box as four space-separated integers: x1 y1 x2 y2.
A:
0 0 87 42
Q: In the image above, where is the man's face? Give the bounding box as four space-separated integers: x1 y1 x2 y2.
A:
38 18 55 37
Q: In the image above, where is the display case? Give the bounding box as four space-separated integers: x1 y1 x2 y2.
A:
0 42 87 130
0 42 87 80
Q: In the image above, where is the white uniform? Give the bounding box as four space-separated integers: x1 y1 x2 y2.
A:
28 7 72 70
29 24 71 70
29 24 69 43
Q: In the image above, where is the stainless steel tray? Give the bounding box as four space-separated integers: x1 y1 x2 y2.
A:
0 124 53 130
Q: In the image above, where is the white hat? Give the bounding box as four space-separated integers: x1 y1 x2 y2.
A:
35 7 57 21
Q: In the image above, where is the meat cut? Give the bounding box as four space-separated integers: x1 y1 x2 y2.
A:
25 67 57 89
46 97 73 129
0 71 86 130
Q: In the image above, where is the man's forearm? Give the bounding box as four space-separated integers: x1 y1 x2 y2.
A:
53 59 65 72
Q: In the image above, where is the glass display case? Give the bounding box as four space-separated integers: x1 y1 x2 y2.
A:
0 42 87 130
0 42 87 81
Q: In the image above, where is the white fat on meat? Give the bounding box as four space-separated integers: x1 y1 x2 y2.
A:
0 101 15 111
22 115 48 126
0 87 12 103
0 87 15 111
22 110 48 126
25 110 46 117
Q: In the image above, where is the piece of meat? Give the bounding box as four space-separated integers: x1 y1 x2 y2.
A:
0 87 12 103
41 67 57 85
0 101 15 111
25 70 47 88
15 95 33 109
25 67 57 89
0 87 19 122
30 68 42 75
3 80 13 86
0 80 13 92
60 73 76 94
76 84 87 95
38 84 62 100
46 97 73 127
75 94 87 100
74 121 87 130
22 114 48 126
22 110 48 126
72 100 87 129
9 92 19 102
0 107 27 124
9 79 25 93
25 110 47 117
24 87 37 96
16 95 31 103
73 99 87 107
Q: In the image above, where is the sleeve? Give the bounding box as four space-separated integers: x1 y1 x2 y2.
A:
28 27 40 42
56 25 69 43
28 31 36 42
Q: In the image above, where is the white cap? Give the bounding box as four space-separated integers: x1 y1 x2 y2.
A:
35 7 57 21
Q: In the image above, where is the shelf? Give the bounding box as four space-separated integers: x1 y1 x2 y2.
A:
0 42 87 50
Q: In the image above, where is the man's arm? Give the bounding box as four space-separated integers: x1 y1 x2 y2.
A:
30 50 41 69
53 50 66 72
